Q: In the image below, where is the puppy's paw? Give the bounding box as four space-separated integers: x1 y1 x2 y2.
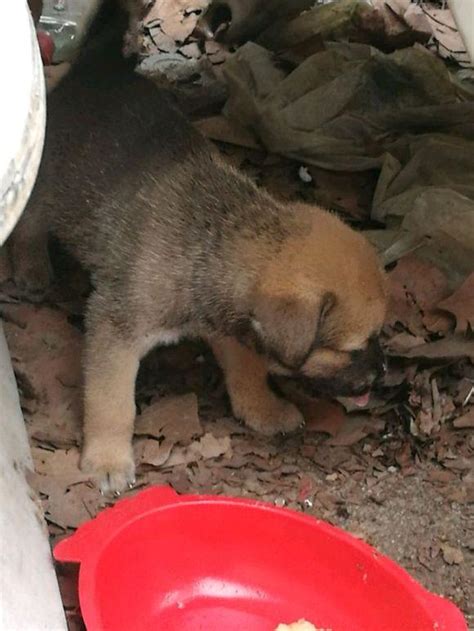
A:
81 443 136 496
235 394 304 436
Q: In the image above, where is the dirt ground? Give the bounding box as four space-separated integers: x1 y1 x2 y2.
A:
1 136 473 630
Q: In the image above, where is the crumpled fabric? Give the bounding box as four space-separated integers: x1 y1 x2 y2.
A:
222 40 474 278
223 41 472 171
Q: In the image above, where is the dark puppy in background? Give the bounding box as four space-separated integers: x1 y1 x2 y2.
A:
8 10 388 494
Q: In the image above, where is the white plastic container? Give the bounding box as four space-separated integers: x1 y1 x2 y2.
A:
0 0 46 247
449 0 474 65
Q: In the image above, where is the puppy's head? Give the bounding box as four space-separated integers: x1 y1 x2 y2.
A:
245 206 388 401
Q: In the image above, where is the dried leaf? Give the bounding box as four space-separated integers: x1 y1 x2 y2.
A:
142 0 209 47
463 473 474 504
387 332 425 354
297 474 318 502
437 273 474 334
135 394 202 467
28 447 107 529
395 441 412 471
191 432 231 459
44 482 106 529
137 438 174 468
3 304 82 447
295 396 346 437
167 432 232 466
187 462 213 490
382 363 417 387
453 409 474 429
455 379 474 406
417 545 434 572
427 469 457 484
442 457 472 472
135 393 202 441
402 4 432 35
28 451 100 533
431 378 442 427
415 408 435 437
398 336 474 361
316 489 339 511
387 255 450 335
327 416 385 447
422 7 471 66
31 447 87 486
440 543 464 566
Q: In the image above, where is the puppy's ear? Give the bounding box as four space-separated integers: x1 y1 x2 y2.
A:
252 291 336 368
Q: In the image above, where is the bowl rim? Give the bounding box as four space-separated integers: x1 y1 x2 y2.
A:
54 485 467 631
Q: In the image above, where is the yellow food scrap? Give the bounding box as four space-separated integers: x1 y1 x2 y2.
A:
275 619 330 631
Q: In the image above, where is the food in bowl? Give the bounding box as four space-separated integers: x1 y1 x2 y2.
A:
275 620 322 631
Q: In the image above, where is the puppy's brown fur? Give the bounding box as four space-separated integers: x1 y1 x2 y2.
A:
7 20 388 493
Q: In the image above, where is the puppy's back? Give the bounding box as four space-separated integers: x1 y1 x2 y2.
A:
35 14 209 267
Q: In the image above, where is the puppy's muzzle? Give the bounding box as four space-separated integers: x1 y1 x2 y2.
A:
280 336 387 399
352 336 387 392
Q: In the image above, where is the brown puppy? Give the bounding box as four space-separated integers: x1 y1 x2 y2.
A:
7 22 388 494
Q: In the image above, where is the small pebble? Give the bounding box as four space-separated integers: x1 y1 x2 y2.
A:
298 166 312 183
274 497 286 508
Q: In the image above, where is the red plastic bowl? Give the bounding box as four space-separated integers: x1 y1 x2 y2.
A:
54 486 467 631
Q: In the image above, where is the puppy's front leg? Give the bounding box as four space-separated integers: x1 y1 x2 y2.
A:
80 318 140 495
210 336 303 436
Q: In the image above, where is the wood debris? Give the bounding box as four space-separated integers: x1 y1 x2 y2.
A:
437 273 474 334
440 543 464 566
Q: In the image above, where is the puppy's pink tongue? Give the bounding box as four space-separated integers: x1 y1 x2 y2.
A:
350 392 371 408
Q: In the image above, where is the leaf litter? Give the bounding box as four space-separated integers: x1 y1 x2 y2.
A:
1 0 474 626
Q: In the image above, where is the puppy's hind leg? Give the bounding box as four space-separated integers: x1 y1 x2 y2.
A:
209 336 304 436
8 186 52 301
